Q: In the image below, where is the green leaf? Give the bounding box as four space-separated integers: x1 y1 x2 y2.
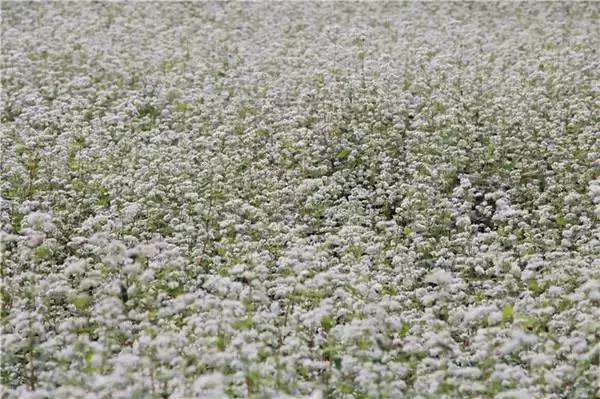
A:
0 287 12 319
516 315 537 330
321 315 335 333
527 279 545 296
336 148 350 160
96 186 110 207
256 128 270 138
337 382 354 394
243 300 256 313
9 211 24 233
216 330 230 351
382 284 398 296
437 380 455 394
357 335 371 350
246 370 260 392
233 317 255 330
174 102 188 112
399 322 411 337
502 304 514 321
218 267 229 277
557 297 572 312
33 246 52 260
71 294 91 311
321 343 338 362
138 103 160 118
556 215 568 227
210 190 226 202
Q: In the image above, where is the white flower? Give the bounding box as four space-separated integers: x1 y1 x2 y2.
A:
425 269 453 287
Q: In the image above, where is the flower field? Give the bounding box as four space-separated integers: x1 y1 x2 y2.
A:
1 2 599 398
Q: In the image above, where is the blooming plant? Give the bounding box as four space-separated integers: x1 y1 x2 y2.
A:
1 2 599 399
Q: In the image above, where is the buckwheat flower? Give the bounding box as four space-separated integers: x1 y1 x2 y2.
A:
499 329 537 355
64 258 86 276
0 2 598 396
425 269 453 287
192 373 226 397
496 389 533 399
17 390 48 399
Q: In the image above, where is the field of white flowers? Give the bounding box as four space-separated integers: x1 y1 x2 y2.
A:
1 2 599 398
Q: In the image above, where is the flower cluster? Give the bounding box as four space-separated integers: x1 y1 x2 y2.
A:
1 2 599 398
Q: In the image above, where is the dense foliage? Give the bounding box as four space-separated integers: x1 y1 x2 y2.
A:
1 2 599 398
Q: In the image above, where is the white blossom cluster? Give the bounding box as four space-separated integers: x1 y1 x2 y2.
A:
1 2 599 399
